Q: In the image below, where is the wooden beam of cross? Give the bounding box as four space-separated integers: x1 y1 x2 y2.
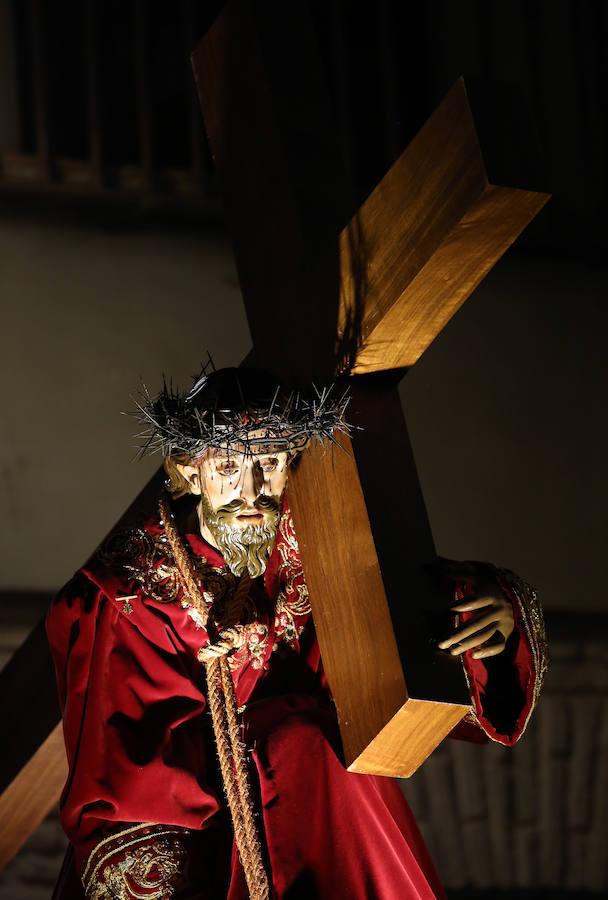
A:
0 471 165 870
192 0 549 776
0 0 549 870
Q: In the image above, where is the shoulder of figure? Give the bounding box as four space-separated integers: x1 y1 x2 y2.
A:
47 516 163 625
78 513 187 616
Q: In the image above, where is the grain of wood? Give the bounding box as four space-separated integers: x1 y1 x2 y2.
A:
538 698 568 886
423 754 468 889
566 696 597 830
461 820 493 889
513 713 537 826
483 749 511 889
513 824 536 890
448 739 486 820
0 726 67 872
584 698 608 890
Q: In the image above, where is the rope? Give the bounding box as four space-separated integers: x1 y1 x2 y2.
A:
220 656 269 892
198 574 253 663
159 494 211 630
205 657 259 889
159 494 271 900
159 494 252 658
220 572 254 628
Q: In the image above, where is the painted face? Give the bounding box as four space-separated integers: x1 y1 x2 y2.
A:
176 435 290 577
200 444 289 522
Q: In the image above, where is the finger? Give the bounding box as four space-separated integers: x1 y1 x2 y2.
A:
438 613 502 648
472 642 505 660
450 597 497 612
447 624 499 655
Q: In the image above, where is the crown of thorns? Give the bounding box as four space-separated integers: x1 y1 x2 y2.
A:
129 365 353 460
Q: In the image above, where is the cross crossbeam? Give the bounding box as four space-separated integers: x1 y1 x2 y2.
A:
339 81 547 374
192 0 549 776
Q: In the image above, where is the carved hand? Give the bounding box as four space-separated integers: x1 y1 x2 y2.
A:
436 580 515 660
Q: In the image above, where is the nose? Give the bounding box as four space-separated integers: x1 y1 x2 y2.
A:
238 458 263 505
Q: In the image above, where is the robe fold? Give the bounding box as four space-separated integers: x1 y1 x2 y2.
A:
46 496 547 899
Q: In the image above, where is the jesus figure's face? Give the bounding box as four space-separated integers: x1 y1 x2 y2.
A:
176 436 290 577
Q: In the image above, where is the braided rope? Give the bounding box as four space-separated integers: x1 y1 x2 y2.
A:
220 656 269 896
219 572 253 629
160 494 253 659
198 629 243 662
205 657 257 888
159 494 211 630
159 494 271 899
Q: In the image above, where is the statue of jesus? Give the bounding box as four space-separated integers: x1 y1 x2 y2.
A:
47 365 548 899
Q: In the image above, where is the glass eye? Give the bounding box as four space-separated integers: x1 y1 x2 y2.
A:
218 464 239 477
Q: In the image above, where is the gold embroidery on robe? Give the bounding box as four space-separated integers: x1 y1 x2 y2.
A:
96 526 232 610
495 566 549 713
97 512 312 672
83 823 189 899
227 510 312 671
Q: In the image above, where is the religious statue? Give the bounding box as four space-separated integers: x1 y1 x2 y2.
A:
47 365 548 900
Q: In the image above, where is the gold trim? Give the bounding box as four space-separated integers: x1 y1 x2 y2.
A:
85 832 187 899
83 824 188 897
83 823 157 885
494 566 548 739
460 565 548 745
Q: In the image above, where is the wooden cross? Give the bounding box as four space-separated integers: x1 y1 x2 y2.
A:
191 0 549 777
0 0 548 869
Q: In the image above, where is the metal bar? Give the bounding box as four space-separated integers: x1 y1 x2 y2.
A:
28 0 52 182
84 0 104 188
377 0 400 163
184 0 206 188
132 0 155 190
0 152 223 218
329 2 355 192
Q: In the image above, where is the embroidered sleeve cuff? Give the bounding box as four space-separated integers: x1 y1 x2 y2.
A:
82 823 190 899
461 564 549 746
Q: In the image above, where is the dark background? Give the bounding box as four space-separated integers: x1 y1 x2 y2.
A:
0 1 606 896
6 0 607 256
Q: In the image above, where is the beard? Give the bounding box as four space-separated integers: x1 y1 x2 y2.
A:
199 492 282 577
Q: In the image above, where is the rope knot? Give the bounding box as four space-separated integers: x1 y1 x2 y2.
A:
198 626 244 663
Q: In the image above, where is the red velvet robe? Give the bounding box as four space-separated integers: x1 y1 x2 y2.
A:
46 496 547 899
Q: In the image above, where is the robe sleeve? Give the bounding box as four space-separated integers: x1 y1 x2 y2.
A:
439 558 549 747
46 569 223 898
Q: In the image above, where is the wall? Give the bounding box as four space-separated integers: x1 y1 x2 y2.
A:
401 250 607 613
0 217 249 590
1 215 606 611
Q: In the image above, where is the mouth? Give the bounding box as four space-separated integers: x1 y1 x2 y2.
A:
236 510 265 524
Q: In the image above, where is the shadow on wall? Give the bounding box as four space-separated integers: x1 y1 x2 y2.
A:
400 250 608 614
0 217 248 592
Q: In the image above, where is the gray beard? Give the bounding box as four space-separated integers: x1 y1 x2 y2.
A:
200 493 281 577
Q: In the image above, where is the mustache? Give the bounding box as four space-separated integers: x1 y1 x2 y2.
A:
199 491 282 578
215 495 281 519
